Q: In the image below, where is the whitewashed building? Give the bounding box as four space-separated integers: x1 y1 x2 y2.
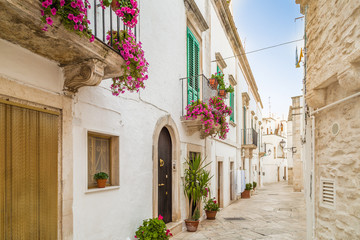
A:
0 0 262 239
261 117 288 184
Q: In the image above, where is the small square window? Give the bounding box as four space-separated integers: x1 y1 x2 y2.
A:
87 132 119 189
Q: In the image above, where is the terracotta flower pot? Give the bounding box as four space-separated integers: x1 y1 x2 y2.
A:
241 189 251 199
184 219 199 232
209 78 218 90
96 179 107 188
205 210 217 220
111 0 120 11
218 89 227 97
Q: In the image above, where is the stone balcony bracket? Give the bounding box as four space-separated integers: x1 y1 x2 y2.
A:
181 116 220 139
63 59 106 93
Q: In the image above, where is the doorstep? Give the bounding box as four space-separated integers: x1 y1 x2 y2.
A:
166 220 183 237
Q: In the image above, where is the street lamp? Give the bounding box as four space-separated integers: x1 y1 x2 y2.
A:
280 139 286 149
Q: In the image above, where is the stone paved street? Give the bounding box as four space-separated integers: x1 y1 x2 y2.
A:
173 182 306 240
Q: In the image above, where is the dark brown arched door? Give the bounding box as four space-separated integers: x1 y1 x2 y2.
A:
158 128 172 223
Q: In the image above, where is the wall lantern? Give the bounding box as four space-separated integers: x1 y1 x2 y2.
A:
280 139 286 148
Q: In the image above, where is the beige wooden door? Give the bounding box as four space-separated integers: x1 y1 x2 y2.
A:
0 102 58 239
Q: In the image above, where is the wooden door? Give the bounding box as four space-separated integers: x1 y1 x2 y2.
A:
158 128 172 223
217 162 223 207
0 102 58 239
284 167 287 180
230 162 234 201
277 166 280 182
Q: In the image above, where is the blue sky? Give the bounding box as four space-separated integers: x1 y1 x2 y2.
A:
232 0 304 119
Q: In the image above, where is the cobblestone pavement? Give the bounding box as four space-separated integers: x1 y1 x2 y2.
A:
173 182 306 240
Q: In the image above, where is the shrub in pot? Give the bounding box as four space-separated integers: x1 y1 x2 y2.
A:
134 215 172 239
183 154 212 232
253 181 257 190
241 183 252 199
203 196 220 220
93 172 109 188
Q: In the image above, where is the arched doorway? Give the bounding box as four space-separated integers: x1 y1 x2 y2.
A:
158 127 172 223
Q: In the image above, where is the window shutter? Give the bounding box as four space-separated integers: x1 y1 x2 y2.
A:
194 41 200 101
230 92 235 122
187 28 200 104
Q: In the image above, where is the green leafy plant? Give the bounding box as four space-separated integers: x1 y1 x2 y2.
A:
93 172 109 180
192 209 200 221
183 154 212 221
245 183 252 191
204 197 220 212
134 215 172 239
212 72 234 93
253 182 257 189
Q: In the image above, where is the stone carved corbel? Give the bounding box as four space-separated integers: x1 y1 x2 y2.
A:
63 59 106 93
338 66 360 92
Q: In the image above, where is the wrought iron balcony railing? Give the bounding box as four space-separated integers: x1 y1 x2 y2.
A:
87 1 138 52
241 128 258 147
180 74 218 116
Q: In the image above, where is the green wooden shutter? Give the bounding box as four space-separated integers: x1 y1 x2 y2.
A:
230 92 234 122
187 28 200 104
217 65 221 74
243 106 246 144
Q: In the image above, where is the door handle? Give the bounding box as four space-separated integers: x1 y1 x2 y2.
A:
160 159 164 167
158 183 165 186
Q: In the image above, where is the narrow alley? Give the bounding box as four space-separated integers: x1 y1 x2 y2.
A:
173 182 306 240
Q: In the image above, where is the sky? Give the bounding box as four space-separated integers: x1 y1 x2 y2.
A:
232 0 304 119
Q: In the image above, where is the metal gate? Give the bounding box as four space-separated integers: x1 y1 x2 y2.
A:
0 101 58 239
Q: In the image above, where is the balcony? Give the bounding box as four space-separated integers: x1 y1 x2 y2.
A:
0 0 132 92
241 128 258 149
180 74 218 138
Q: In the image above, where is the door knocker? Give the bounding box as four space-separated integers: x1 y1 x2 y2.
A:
160 159 165 167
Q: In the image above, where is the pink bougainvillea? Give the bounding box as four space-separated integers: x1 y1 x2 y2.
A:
185 96 232 140
106 30 149 95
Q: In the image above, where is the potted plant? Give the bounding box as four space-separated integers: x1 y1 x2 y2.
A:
253 181 257 191
209 72 223 90
241 183 252 199
218 85 227 97
183 154 212 232
204 197 220 220
101 0 139 28
134 215 172 239
93 172 109 188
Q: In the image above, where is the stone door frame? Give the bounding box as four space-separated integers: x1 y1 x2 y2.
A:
152 115 180 222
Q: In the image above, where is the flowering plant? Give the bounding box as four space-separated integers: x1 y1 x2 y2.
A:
101 0 139 28
204 197 220 212
40 0 94 41
209 96 232 139
107 30 149 95
184 100 215 135
185 96 232 139
134 215 172 240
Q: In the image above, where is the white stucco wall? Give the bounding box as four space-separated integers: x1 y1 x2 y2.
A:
0 39 64 93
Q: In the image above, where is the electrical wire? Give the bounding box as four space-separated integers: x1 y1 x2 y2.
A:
211 39 304 62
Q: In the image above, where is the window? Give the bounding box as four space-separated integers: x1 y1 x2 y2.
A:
187 28 200 105
217 65 222 74
230 92 234 122
87 132 119 188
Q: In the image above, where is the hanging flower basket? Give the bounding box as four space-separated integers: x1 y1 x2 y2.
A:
110 0 120 11
209 78 218 90
218 89 227 98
